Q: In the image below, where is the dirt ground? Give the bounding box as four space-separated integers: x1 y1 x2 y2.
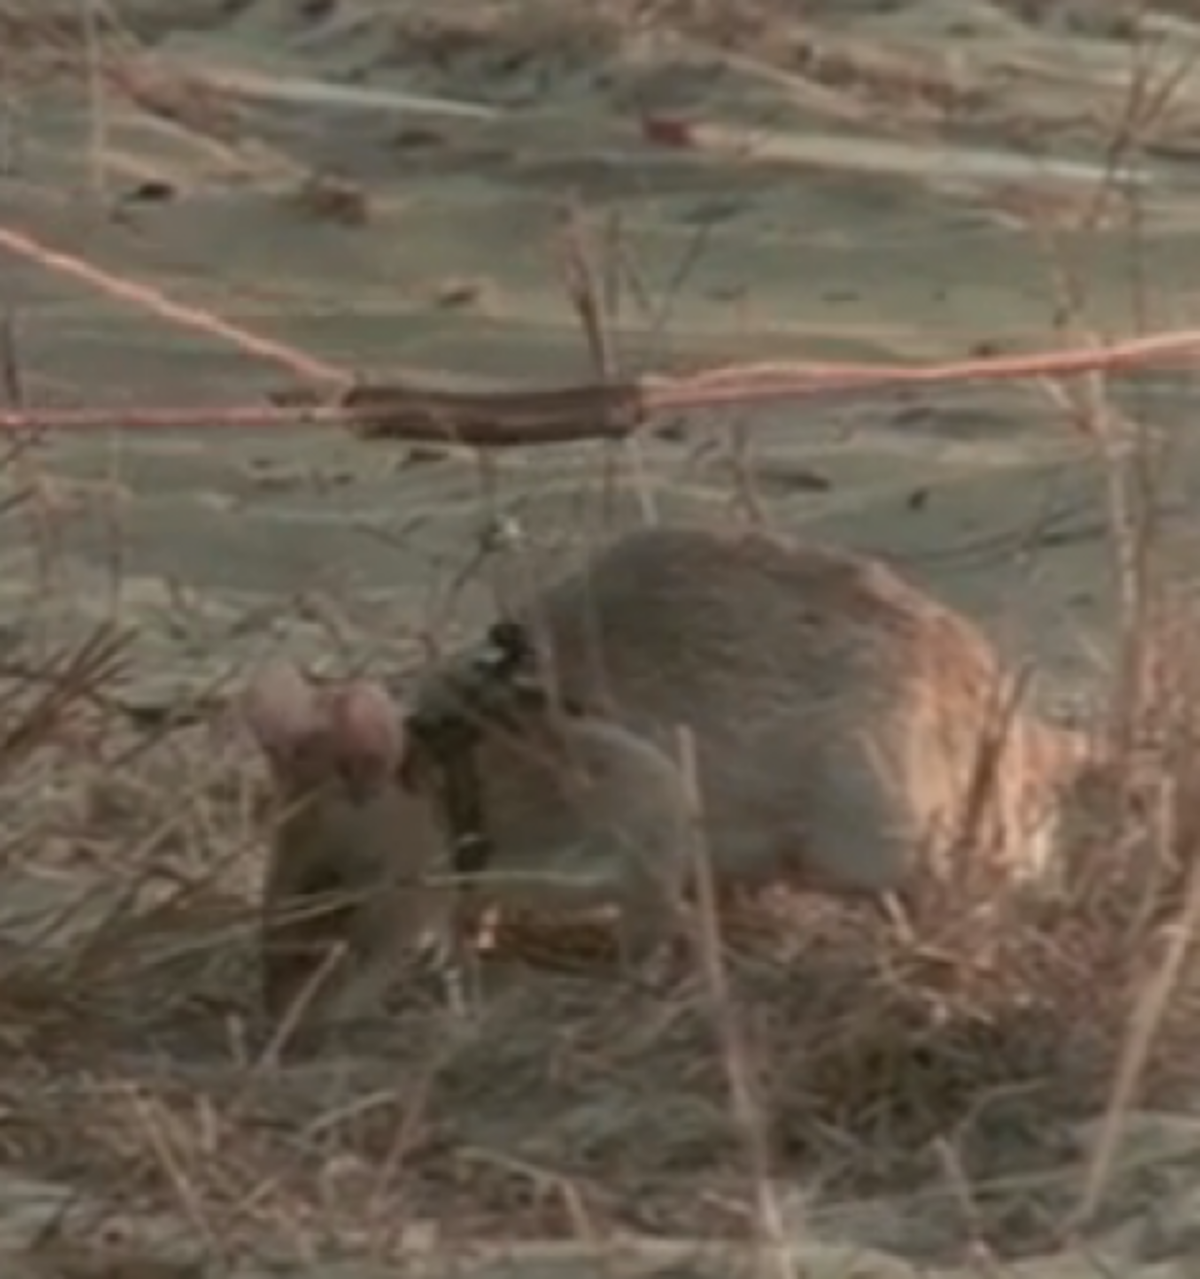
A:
2 1 1200 1276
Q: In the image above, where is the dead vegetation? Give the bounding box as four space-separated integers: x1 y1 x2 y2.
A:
0 464 1194 1270
1 0 1200 1275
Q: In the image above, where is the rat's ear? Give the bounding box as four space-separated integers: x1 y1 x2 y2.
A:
326 680 406 789
241 660 325 764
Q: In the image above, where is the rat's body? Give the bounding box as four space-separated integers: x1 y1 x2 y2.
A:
420 523 1091 900
245 523 1092 1032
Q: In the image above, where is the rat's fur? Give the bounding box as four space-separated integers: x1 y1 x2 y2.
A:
423 523 1092 899
244 659 692 1032
245 523 1093 1029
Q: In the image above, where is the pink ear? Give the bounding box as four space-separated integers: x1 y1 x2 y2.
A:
326 681 405 785
242 660 325 760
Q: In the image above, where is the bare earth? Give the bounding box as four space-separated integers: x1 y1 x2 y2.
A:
1 0 1200 1275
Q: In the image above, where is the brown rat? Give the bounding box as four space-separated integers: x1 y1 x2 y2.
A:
245 521 1095 1030
418 522 1094 905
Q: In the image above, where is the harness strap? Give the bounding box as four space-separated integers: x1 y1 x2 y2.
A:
404 700 493 876
403 618 588 879
402 618 540 877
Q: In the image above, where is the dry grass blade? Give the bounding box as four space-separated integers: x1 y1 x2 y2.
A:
0 621 132 777
1071 842 1200 1236
675 725 791 1279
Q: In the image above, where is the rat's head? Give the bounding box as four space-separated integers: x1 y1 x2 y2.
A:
242 661 406 803
244 662 445 1034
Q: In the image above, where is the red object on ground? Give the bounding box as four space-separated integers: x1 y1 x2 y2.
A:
641 114 695 148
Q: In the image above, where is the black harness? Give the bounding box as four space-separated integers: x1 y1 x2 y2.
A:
402 620 572 878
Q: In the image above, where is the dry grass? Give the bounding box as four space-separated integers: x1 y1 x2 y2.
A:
1 1 1200 1276
0 629 1197 1268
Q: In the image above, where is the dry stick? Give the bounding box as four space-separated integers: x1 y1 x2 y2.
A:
1029 254 1155 763
675 726 791 1279
1 329 1200 443
556 202 660 528
1078 11 1178 759
1042 16 1189 1231
952 663 1035 886
294 330 1200 445
3 225 1200 443
80 0 109 199
0 622 130 775
1018 26 1162 767
0 310 22 406
556 201 614 386
255 929 354 1070
127 1085 226 1266
1074 3 1193 244
555 203 619 528
1068 787 1195 1236
0 259 64 612
1089 371 1156 760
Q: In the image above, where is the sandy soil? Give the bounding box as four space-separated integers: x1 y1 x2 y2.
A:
1 0 1200 1275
